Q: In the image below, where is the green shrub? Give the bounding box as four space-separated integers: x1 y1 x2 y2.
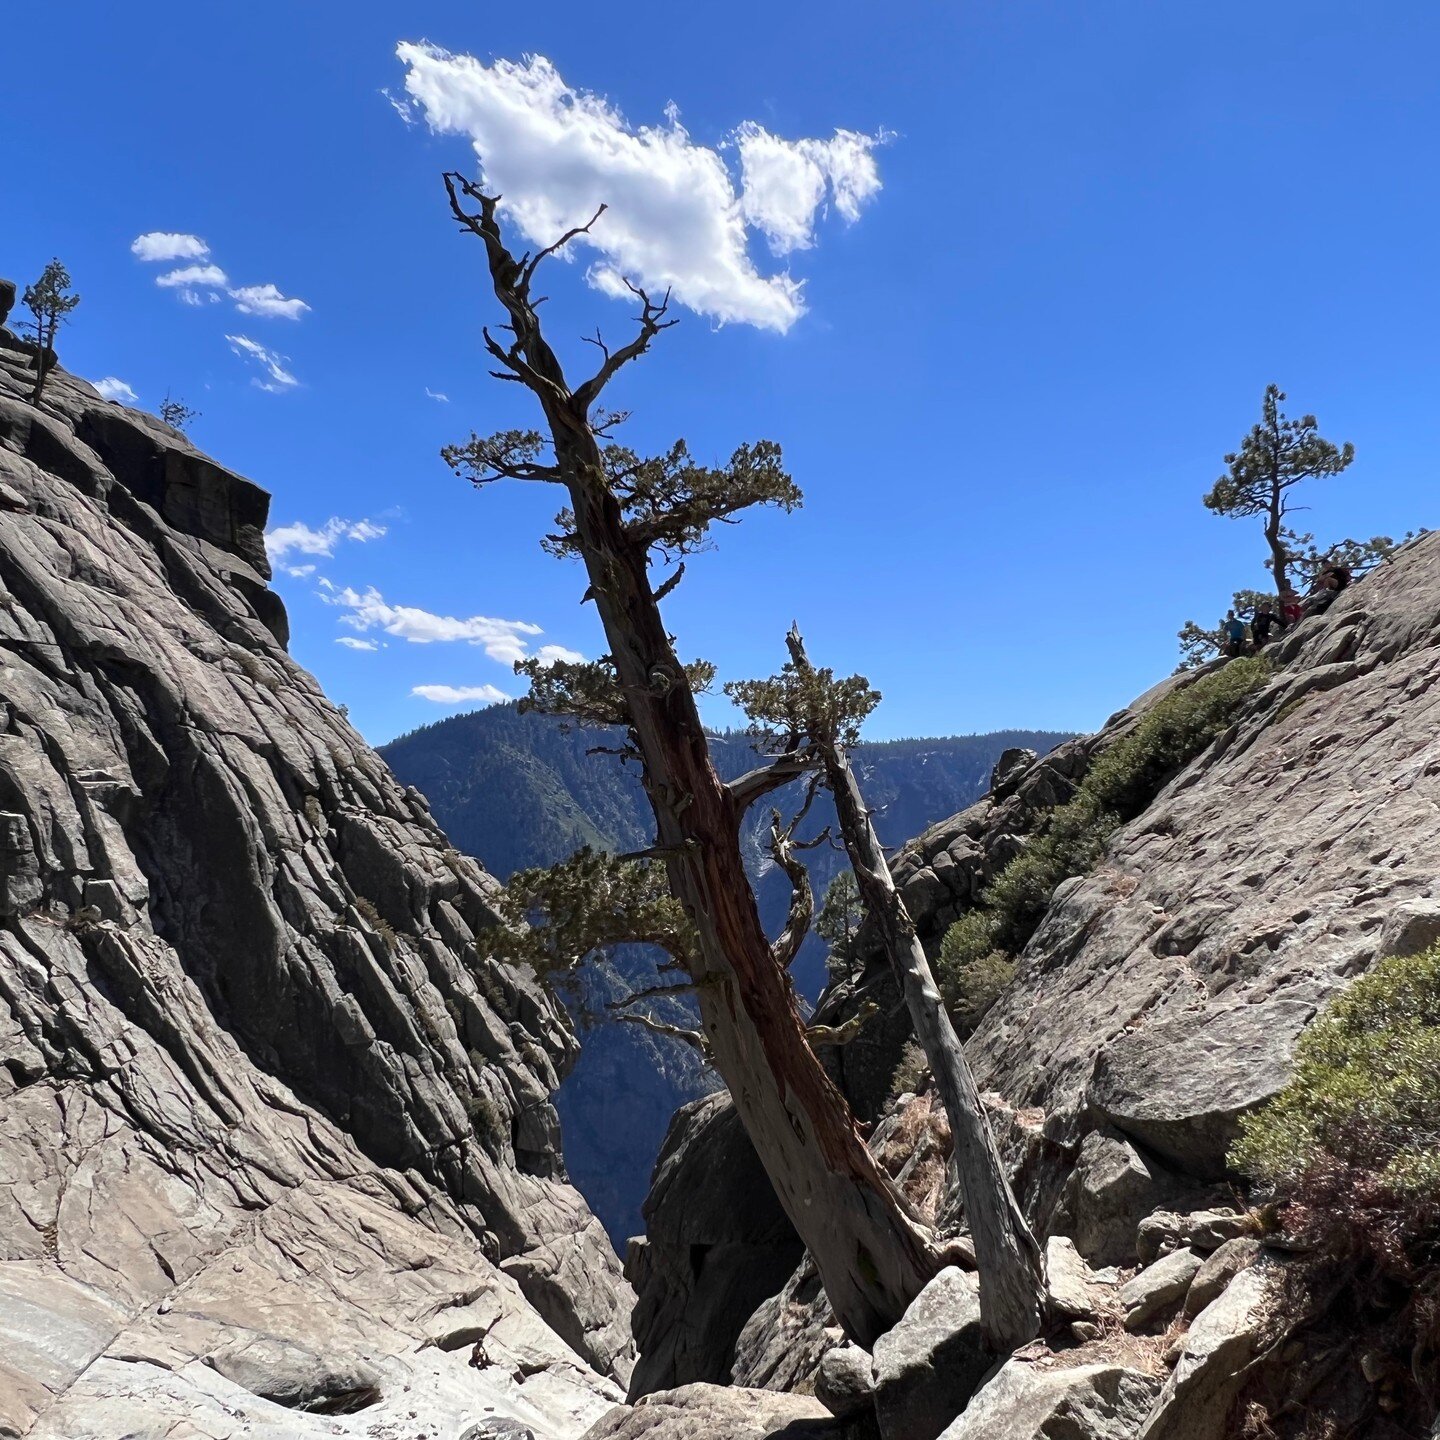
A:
1230 946 1440 1425
1232 944 1440 1198
937 658 1268 1010
947 950 1016 1035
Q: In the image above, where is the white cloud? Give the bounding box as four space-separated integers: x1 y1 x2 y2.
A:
735 123 884 255
533 644 585 666
412 683 511 705
157 263 229 289
227 333 298 392
92 376 139 404
131 232 209 262
283 563 317 578
230 283 311 320
425 387 450 402
322 584 544 664
265 516 388 567
395 44 886 333
336 636 380 651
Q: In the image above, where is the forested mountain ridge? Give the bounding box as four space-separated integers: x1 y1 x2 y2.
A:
381 702 1068 904
382 703 1070 1244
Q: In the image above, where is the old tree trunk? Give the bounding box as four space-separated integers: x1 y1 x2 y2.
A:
788 631 1046 1350
449 179 944 1349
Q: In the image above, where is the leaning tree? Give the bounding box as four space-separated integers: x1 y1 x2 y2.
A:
438 173 949 1347
727 629 1046 1350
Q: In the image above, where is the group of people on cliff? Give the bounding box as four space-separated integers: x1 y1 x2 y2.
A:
1221 564 1351 657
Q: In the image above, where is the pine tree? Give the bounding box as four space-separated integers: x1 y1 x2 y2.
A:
1203 384 1354 610
21 259 80 405
439 173 948 1348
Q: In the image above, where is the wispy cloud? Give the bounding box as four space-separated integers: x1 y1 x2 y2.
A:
227 333 299 392
131 232 209 262
395 44 886 333
92 376 139 403
336 636 380 651
321 583 547 664
265 516 387 574
157 263 229 291
230 283 311 320
425 387 450 402
412 683 511 705
534 644 585 666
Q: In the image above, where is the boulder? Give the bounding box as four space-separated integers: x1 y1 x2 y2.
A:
990 747 1038 799
628 1094 802 1398
1089 1001 1313 1178
1120 1248 1204 1332
1043 1236 1105 1322
1138 1210 1251 1264
731 1255 837 1395
0 277 14 327
581 1382 841 1439
872 1267 992 1440
1183 1238 1262 1319
815 1343 875 1419
939 1358 1162 1440
1063 1130 1173 1267
1139 1263 1278 1440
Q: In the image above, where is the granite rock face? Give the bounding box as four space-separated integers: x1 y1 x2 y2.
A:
627 1094 804 1398
0 331 632 1437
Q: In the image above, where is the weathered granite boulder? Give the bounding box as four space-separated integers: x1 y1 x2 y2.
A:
1120 1247 1204 1331
939 1358 1162 1440
0 337 632 1436
1061 1130 1177 1267
1043 1236 1109 1322
730 1255 839 1396
628 1094 804 1398
815 1344 875 1419
581 1383 847 1439
1184 1237 1262 1319
871 1267 991 1440
0 279 15 328
1138 1263 1279 1440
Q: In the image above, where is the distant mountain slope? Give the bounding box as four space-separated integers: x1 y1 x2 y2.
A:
382 703 1068 893
381 704 1070 1244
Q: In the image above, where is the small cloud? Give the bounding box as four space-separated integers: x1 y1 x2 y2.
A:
336 636 380 651
131 232 209 262
533 644 585 666
157 263 229 290
382 86 417 125
266 516 388 566
230 283 311 320
92 376 139 404
321 583 544 664
227 333 298 392
282 563 317 578
425 387 450 402
412 683 511 705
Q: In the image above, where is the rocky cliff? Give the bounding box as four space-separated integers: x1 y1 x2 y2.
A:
0 325 632 1439
630 531 1440 1437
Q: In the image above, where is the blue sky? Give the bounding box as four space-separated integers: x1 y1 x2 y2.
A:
5 1 1437 744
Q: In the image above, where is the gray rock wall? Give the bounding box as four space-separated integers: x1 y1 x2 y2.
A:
0 330 632 1438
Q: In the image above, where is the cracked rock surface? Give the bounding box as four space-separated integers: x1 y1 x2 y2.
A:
0 331 632 1438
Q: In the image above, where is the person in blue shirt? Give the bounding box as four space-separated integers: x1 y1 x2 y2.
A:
1222 609 1248 657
